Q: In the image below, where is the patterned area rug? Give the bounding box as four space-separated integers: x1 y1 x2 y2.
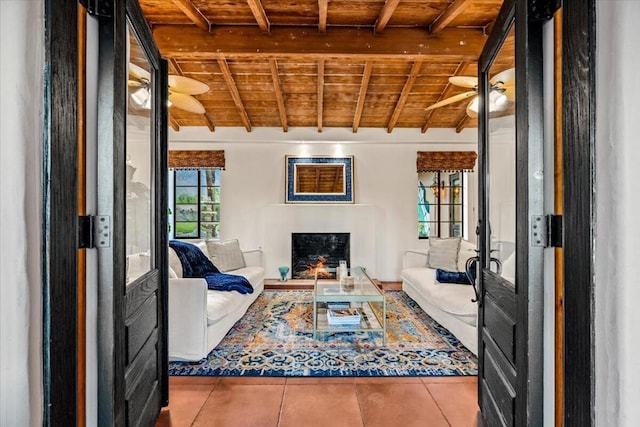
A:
169 290 477 377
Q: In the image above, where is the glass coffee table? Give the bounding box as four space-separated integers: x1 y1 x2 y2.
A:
313 267 386 345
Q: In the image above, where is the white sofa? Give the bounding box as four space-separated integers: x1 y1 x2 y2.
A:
400 239 478 355
168 241 265 361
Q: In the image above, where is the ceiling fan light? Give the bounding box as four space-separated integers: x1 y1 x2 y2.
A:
131 87 149 107
494 93 508 108
469 97 480 113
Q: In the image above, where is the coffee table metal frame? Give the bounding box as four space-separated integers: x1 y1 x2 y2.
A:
312 267 386 345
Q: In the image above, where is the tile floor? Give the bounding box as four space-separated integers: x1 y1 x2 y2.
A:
156 375 479 427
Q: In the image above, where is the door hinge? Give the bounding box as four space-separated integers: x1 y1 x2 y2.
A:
531 215 563 248
529 0 562 22
79 0 112 18
78 215 111 249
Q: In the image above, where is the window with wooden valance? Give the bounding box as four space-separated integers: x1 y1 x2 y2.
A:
416 151 477 239
416 151 477 173
168 150 225 170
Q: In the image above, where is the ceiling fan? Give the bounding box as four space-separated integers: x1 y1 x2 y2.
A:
425 68 515 118
128 63 209 114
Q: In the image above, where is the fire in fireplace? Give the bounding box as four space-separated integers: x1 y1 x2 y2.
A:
291 233 350 279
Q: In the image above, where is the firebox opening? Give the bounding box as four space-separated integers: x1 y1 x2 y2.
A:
291 233 350 280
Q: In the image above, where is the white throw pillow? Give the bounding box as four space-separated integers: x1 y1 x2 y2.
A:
457 240 478 272
206 239 246 272
427 237 461 271
168 247 183 277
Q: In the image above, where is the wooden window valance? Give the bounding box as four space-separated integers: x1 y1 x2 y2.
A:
168 150 225 170
416 151 477 173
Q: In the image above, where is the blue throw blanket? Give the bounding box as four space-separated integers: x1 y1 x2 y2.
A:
435 262 476 285
169 240 254 294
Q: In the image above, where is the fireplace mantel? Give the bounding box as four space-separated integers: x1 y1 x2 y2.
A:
260 204 377 280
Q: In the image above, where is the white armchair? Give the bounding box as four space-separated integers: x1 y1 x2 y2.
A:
168 242 264 361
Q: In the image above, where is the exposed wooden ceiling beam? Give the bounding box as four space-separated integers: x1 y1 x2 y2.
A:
317 59 325 133
269 59 288 132
153 25 486 61
421 61 471 133
170 0 210 32
217 59 252 132
169 114 180 132
318 0 328 32
168 58 182 75
353 62 373 133
204 113 215 132
455 114 471 133
247 0 270 32
430 0 471 35
387 60 422 133
374 0 401 33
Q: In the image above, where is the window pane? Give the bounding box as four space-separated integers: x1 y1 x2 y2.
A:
175 222 198 238
200 187 219 203
175 187 198 204
126 23 152 284
200 169 219 186
175 204 198 221
176 170 198 186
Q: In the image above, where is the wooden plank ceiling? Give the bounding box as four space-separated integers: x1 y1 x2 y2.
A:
138 0 512 133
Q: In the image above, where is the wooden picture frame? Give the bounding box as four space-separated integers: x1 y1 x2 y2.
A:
285 155 354 203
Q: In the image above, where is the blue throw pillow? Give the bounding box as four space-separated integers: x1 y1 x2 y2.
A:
435 262 476 285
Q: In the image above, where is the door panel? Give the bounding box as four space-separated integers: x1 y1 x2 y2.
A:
476 0 548 425
97 0 168 425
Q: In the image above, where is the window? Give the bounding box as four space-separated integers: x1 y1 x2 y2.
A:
173 169 221 239
418 171 464 239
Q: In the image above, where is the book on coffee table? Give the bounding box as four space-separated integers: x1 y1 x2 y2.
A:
327 308 361 325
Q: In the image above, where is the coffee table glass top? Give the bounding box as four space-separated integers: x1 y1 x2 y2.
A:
313 267 382 301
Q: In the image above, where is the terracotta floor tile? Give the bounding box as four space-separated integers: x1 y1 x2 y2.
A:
218 376 287 385
156 384 216 427
192 384 284 427
169 376 220 386
356 383 449 427
279 384 362 427
421 375 478 384
354 376 423 384
286 377 356 384
427 382 479 427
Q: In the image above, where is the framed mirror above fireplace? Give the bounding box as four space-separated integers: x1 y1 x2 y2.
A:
285 155 354 203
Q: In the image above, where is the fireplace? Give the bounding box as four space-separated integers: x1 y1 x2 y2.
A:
291 233 350 279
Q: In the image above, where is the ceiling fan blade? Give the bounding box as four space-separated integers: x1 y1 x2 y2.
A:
169 92 206 114
449 76 478 88
168 75 209 95
128 80 145 88
129 62 150 81
425 91 477 111
490 67 515 85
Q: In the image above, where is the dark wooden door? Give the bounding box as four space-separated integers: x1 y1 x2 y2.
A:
475 0 551 425
96 0 168 425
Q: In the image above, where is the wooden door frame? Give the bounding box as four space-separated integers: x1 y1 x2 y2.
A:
43 0 79 424
562 1 596 425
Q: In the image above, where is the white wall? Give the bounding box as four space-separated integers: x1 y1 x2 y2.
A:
0 1 44 425
169 135 478 281
595 2 640 426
